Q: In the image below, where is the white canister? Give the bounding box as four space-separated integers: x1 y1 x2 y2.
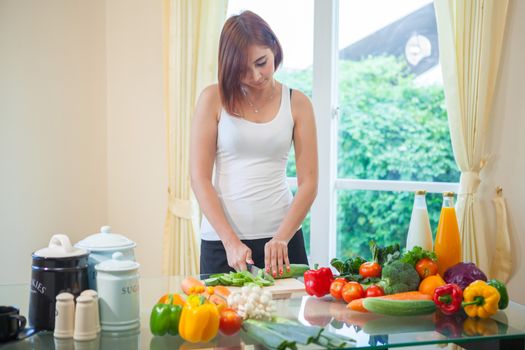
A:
95 252 140 332
75 226 136 290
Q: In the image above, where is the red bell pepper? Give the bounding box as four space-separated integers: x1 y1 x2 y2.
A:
304 264 334 298
433 283 463 315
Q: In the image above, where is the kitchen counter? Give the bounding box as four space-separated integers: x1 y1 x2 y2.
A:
1 276 524 349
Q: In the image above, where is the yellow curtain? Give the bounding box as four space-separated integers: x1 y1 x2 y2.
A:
490 187 512 282
162 0 227 276
434 0 509 274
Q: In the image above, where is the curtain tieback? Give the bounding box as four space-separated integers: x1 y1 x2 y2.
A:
169 197 193 219
459 171 481 195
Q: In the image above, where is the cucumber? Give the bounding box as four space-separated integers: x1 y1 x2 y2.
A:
363 298 436 316
274 264 310 279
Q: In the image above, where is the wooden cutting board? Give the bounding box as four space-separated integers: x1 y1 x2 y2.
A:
227 278 306 299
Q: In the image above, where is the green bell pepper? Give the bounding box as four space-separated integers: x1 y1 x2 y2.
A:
487 279 509 310
150 295 183 336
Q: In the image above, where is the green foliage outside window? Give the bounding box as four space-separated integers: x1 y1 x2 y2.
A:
278 55 459 260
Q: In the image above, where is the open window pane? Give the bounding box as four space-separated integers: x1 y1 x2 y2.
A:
337 1 459 183
336 189 443 259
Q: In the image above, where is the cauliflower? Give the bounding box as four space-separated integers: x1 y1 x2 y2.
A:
378 260 420 294
227 285 276 320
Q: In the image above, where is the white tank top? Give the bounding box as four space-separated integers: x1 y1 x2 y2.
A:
200 85 295 241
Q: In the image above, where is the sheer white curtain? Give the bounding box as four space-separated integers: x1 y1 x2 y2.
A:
435 0 509 277
162 0 227 275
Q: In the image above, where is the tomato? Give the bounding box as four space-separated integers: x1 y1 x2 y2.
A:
415 258 439 279
330 278 347 300
359 262 382 278
365 285 384 298
341 282 365 303
219 308 242 335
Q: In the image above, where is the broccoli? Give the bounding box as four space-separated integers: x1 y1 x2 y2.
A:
378 260 420 294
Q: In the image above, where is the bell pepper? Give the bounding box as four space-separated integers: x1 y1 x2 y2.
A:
150 294 183 336
432 310 466 338
462 317 498 336
304 264 334 298
433 283 463 315
303 295 333 327
462 280 500 318
179 294 220 343
158 293 185 306
487 279 509 310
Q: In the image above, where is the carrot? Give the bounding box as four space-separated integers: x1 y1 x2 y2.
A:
181 276 205 295
213 285 231 298
379 291 432 300
208 294 228 309
347 298 368 313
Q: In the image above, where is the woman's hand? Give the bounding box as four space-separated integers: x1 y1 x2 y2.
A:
225 240 253 271
264 238 291 278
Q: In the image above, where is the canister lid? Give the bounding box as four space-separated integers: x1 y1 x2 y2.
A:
76 226 136 252
34 234 88 258
95 252 140 272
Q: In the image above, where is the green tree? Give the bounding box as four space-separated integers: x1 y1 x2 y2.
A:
278 55 459 260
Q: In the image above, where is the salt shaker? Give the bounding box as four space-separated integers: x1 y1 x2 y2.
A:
80 290 100 333
73 295 97 341
54 292 75 339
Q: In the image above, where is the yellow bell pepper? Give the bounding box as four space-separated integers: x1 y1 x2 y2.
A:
462 280 500 318
179 294 220 343
463 317 498 336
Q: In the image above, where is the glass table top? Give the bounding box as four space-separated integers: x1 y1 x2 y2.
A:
1 276 525 349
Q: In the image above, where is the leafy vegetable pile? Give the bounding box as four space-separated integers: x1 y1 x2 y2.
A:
204 269 274 287
330 240 402 284
330 240 429 295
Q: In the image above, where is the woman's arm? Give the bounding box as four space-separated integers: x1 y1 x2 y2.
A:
190 85 253 271
264 90 319 277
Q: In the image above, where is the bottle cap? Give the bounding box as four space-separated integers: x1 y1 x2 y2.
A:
415 190 427 195
443 191 455 197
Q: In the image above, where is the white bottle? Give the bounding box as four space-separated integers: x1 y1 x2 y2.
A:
406 190 433 251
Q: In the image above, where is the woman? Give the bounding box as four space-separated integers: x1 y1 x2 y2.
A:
190 11 318 277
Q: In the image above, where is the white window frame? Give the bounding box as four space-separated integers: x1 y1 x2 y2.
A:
291 0 459 266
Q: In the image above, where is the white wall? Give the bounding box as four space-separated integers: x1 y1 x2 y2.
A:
0 0 108 283
0 0 166 283
483 0 525 304
105 0 166 278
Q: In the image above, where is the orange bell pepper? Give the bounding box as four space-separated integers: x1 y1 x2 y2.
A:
158 293 185 306
418 274 446 296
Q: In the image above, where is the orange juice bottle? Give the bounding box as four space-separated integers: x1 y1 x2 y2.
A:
434 192 462 275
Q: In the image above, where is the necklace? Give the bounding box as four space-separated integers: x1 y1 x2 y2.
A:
242 83 276 113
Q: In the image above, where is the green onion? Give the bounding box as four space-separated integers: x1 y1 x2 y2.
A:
242 320 297 350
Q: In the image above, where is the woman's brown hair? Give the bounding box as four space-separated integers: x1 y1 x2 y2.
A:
218 11 283 116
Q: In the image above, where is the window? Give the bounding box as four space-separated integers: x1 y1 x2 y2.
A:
225 1 459 264
335 0 459 258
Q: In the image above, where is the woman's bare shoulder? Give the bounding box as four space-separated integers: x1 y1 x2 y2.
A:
290 89 314 122
196 84 221 120
199 84 220 105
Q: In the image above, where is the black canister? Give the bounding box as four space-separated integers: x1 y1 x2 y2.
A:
29 234 89 330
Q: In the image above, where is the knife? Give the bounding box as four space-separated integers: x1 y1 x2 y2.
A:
246 263 262 277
